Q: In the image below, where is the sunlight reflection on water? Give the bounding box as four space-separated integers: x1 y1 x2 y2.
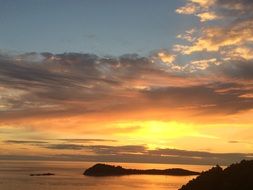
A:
0 160 211 190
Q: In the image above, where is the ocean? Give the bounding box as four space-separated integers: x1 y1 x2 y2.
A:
0 160 211 190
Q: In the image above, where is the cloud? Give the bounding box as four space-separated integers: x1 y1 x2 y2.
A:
0 50 253 125
221 46 253 61
228 140 253 145
58 139 117 143
228 140 239 144
1 142 252 165
44 144 147 155
1 0 253 131
197 12 220 22
216 0 253 13
176 0 218 22
141 83 253 114
213 60 253 80
156 51 176 64
177 29 196 42
0 52 177 123
44 144 87 150
171 0 253 108
4 140 48 144
177 0 253 19
190 58 219 70
0 53 155 121
190 0 215 7
175 0 253 61
176 3 199 15
148 148 253 162
3 139 117 144
178 20 253 54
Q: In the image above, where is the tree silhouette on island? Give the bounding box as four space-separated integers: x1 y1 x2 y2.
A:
179 160 253 190
84 160 253 190
83 163 200 176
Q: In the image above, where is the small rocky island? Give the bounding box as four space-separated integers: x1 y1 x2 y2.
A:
83 163 200 176
179 160 253 190
30 173 55 176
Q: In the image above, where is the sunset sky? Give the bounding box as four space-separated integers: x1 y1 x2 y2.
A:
0 0 253 165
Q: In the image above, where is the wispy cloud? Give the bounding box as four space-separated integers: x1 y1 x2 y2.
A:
0 51 252 124
4 140 48 144
1 141 252 165
58 139 117 143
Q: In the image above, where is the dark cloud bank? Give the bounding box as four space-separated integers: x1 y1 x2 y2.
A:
2 140 253 165
0 52 253 121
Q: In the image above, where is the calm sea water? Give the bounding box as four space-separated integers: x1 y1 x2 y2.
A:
0 160 211 190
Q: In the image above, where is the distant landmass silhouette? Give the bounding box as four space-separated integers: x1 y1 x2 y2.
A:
179 160 253 190
83 163 200 176
30 173 55 176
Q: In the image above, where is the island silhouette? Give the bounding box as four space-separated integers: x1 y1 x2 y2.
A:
179 159 253 190
30 173 55 176
83 163 200 176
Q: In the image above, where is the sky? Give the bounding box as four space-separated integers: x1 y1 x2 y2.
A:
0 0 253 165
0 0 191 55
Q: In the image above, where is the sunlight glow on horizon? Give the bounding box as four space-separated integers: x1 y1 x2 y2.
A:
0 0 253 165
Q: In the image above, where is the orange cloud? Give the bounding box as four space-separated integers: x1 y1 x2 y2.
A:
222 47 253 61
176 3 199 14
157 52 176 64
175 20 253 55
197 12 220 22
190 58 219 70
